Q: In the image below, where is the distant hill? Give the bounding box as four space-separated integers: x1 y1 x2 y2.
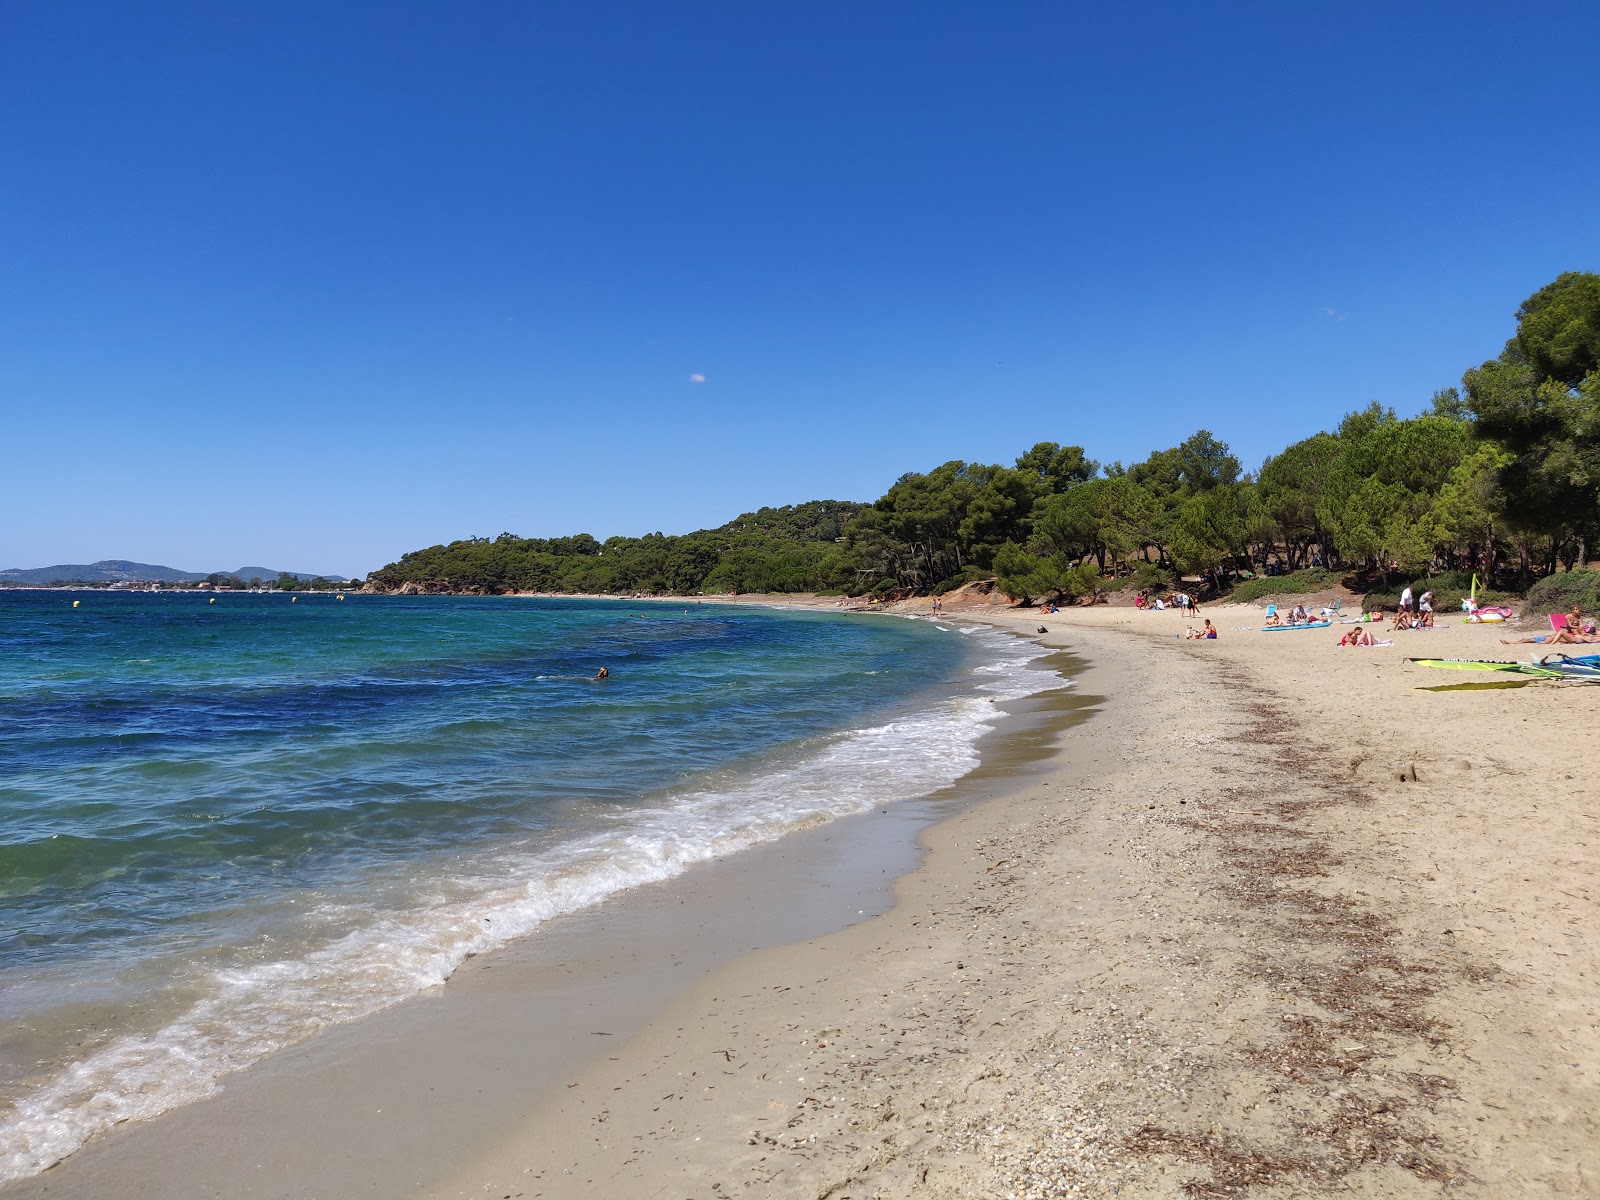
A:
229 567 350 583
0 560 351 585
0 560 207 584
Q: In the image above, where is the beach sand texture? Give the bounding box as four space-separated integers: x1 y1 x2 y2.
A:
6 602 1595 1198
433 604 1598 1199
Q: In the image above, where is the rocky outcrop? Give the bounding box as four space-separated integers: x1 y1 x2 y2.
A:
362 578 463 596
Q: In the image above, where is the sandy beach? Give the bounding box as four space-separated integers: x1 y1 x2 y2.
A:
427 600 1597 1199
8 599 1596 1198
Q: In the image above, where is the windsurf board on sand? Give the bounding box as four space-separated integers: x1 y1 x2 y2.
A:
1410 656 1600 681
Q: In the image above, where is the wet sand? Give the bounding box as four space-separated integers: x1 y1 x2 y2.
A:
9 601 1597 1198
431 604 1599 1198
3 638 1092 1199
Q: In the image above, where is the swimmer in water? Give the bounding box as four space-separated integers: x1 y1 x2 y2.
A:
592 666 610 680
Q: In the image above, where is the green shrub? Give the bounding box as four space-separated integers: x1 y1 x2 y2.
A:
870 577 901 597
1063 562 1110 603
1128 562 1174 592
1228 568 1342 606
1365 571 1519 614
1524 569 1600 616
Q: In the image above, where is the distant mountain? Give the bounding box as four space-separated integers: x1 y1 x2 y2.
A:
0 560 207 584
0 560 352 585
230 567 350 583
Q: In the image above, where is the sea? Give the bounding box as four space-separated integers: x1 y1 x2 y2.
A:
0 591 1060 1182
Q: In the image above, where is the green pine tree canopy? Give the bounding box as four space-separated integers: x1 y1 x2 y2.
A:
370 274 1600 601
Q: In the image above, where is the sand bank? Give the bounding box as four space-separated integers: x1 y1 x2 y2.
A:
432 603 1597 1198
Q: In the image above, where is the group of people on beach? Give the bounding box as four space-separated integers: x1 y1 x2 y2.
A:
1183 619 1217 639
1393 585 1435 629
1135 589 1198 613
1264 604 1321 627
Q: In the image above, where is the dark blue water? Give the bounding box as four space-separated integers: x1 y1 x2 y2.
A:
0 590 1054 1180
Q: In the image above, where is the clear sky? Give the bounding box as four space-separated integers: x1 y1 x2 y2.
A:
4 2 1597 576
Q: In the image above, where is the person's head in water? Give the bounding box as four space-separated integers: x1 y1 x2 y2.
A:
593 666 609 680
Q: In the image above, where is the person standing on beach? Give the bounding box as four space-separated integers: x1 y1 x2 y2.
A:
1399 583 1414 617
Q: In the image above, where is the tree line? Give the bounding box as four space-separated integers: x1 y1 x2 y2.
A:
368 272 1599 601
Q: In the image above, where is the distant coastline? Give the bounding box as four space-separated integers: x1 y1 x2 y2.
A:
0 559 356 589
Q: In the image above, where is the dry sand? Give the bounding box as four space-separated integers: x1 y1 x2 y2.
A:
7 598 1595 1199
431 601 1599 1199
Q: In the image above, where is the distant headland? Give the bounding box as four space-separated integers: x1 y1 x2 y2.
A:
0 559 357 589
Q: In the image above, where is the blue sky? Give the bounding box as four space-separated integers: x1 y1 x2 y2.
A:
4 2 1596 575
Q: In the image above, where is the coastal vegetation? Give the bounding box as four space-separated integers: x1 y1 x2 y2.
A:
1227 569 1344 607
0 560 354 588
370 273 1600 605
7 572 354 592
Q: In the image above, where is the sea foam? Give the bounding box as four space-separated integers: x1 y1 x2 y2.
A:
0 624 1060 1182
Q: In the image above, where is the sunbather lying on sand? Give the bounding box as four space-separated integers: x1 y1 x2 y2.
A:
1501 627 1600 646
1337 628 1393 646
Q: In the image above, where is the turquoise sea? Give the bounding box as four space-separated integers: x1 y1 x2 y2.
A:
0 591 1058 1181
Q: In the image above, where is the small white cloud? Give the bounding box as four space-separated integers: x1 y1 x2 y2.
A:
1321 307 1349 323
688 372 706 383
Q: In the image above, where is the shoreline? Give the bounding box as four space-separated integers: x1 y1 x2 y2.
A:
430 604 1597 1197
0 614 1078 1197
8 604 1595 1197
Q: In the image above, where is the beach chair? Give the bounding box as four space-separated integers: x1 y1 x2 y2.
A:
1550 613 1569 632
1265 604 1276 619
1318 598 1342 618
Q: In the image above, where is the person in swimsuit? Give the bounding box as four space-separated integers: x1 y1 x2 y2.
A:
592 666 610 679
1502 627 1599 646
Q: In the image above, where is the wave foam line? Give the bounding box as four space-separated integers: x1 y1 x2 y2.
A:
0 627 1060 1182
